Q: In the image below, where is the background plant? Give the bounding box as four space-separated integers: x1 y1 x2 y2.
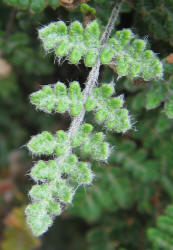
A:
0 0 173 249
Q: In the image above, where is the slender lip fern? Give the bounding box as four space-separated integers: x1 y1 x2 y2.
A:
25 0 163 237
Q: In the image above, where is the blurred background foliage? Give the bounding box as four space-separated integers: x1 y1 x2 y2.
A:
0 0 173 249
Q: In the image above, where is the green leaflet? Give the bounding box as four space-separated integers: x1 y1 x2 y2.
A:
39 21 163 80
71 124 111 161
31 82 132 132
148 205 173 249
30 81 83 116
85 84 131 133
27 131 56 155
144 61 173 119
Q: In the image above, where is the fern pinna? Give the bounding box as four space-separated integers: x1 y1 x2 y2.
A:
25 1 163 236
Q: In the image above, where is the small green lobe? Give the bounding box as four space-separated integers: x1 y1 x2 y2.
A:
85 49 98 67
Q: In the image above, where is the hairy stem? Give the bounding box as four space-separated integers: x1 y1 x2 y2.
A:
68 0 123 139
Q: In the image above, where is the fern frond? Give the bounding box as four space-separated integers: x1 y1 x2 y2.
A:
25 1 164 237
148 205 173 250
